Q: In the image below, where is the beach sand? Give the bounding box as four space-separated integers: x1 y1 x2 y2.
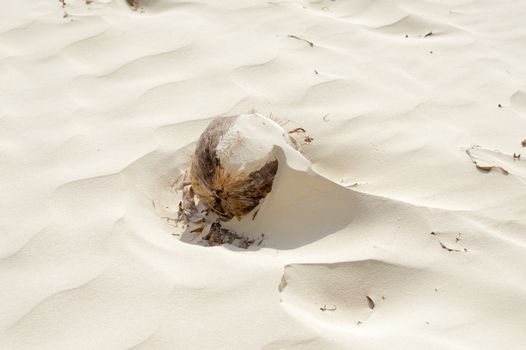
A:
1 0 526 349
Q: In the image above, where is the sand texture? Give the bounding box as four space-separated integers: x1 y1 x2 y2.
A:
2 0 526 349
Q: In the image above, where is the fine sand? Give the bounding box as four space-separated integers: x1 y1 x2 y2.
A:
2 0 526 349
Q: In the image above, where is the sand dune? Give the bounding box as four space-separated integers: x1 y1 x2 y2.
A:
2 0 526 349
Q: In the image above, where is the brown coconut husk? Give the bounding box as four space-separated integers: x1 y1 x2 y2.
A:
189 116 279 221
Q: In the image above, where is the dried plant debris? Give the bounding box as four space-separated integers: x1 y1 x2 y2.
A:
201 222 255 248
190 226 204 234
366 296 375 310
439 241 462 252
180 171 204 223
288 127 313 145
162 216 180 227
287 35 314 47
474 164 509 174
466 145 510 175
288 127 306 134
431 231 468 252
522 139 526 147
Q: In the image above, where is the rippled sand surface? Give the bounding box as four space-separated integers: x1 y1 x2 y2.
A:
1 1 526 349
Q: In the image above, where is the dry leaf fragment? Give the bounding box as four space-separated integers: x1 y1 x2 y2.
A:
190 227 204 234
466 146 510 175
475 164 509 175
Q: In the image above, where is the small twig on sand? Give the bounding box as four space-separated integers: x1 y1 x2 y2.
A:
288 127 306 134
439 241 461 252
287 35 314 47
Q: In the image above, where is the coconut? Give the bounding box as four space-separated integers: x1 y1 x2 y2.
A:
188 113 300 221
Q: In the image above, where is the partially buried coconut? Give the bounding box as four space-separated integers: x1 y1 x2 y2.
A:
185 113 300 221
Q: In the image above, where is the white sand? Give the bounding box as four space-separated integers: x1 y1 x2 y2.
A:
2 0 526 349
